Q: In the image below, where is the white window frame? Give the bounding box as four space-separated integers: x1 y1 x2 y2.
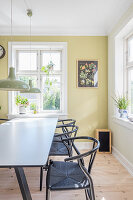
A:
124 34 133 115
8 42 67 116
113 17 133 129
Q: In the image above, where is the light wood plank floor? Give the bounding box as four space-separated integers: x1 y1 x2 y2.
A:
0 154 133 200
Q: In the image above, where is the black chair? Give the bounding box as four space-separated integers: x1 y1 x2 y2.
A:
50 124 78 156
0 118 9 124
57 119 76 126
46 136 100 200
40 124 78 191
54 119 76 142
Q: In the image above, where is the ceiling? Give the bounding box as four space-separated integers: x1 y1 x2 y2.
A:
0 0 133 36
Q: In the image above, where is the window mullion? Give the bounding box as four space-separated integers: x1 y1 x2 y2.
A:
126 34 133 114
37 50 41 112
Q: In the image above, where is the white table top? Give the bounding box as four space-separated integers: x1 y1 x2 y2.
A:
0 118 58 167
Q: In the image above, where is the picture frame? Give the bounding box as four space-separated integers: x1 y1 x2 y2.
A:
77 60 98 88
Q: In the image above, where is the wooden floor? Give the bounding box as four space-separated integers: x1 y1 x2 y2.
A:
0 154 133 200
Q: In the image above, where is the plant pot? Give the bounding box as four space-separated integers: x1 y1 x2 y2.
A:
119 109 128 118
33 110 37 114
19 106 26 114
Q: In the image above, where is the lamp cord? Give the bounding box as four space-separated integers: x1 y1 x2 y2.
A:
11 0 13 66
30 13 31 76
24 0 31 10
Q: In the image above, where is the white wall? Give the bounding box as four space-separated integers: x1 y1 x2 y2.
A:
108 3 133 165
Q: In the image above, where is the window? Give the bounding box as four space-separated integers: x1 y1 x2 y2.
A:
125 35 133 114
8 42 67 115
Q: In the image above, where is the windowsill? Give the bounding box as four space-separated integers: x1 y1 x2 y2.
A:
113 116 133 131
8 113 68 120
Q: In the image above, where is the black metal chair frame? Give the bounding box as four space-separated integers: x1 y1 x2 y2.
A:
46 136 100 200
40 124 78 191
56 119 76 134
57 119 76 125
0 118 9 121
53 124 78 147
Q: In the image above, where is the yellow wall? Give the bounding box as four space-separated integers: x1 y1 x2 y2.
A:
0 36 108 137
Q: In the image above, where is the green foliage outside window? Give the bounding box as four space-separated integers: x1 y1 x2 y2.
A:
16 60 60 111
41 61 60 110
43 89 60 110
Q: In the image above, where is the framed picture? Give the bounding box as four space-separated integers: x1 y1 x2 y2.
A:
77 60 98 88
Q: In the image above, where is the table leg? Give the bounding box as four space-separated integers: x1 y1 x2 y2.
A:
14 167 32 200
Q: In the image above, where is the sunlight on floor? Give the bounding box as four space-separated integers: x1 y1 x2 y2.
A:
101 197 106 200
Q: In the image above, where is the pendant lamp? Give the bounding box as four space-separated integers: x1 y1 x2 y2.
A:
0 0 29 91
21 9 41 93
21 79 41 93
0 67 30 91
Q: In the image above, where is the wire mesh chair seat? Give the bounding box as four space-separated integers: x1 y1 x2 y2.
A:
50 125 78 156
46 136 100 200
39 124 78 191
47 160 89 190
49 124 78 157
49 141 72 156
53 135 66 142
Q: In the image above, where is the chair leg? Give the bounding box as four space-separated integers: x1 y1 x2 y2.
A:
85 189 89 200
40 167 43 191
44 159 49 171
46 187 50 200
85 188 92 200
68 146 72 157
40 159 50 191
89 180 95 200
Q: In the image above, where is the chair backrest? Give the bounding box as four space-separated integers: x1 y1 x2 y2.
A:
57 119 76 125
63 136 100 174
57 119 76 133
0 119 9 125
54 124 78 140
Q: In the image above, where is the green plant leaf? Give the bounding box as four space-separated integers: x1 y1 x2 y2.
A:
113 95 129 109
15 95 29 107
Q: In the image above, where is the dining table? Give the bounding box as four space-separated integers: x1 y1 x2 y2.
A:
0 117 58 200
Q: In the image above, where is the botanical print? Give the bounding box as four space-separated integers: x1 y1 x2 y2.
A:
77 60 98 87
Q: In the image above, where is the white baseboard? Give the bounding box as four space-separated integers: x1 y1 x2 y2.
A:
112 146 133 176
75 142 92 150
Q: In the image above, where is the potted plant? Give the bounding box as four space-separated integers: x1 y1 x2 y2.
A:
41 60 55 74
113 95 129 118
41 61 55 90
30 102 37 114
15 95 29 114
